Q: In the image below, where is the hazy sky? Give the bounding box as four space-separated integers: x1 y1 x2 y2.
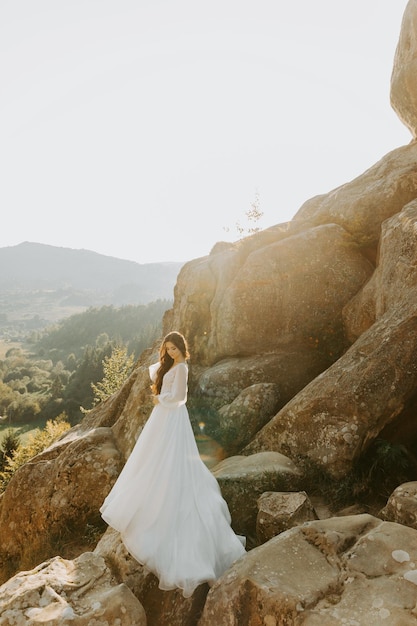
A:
0 0 411 264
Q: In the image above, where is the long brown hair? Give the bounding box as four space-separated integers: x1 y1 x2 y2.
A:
152 331 190 394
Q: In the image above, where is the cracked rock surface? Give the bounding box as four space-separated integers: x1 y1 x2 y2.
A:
199 514 417 625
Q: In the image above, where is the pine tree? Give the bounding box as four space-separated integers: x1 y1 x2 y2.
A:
0 429 20 472
90 345 135 407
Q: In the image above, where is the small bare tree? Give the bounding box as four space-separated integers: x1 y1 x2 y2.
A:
224 190 263 238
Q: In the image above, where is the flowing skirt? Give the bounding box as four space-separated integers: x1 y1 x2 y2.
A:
100 402 246 597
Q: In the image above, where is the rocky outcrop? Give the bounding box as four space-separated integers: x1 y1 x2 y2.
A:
244 204 417 477
244 302 417 476
0 427 122 582
391 0 417 138
0 552 146 626
5 515 417 625
172 223 373 367
199 515 417 625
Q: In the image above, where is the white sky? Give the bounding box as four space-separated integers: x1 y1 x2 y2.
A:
0 0 412 264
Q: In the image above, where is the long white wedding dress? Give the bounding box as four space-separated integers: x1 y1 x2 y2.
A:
100 361 246 597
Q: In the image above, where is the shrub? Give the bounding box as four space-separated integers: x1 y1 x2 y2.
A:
0 414 71 492
0 429 20 472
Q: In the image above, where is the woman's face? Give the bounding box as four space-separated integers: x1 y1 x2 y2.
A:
165 341 183 362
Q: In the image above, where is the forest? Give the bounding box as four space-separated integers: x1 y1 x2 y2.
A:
0 299 170 428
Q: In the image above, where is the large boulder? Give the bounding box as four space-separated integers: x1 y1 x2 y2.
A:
212 452 303 538
170 224 294 365
0 427 122 583
199 515 417 625
218 383 281 453
0 552 146 626
293 142 417 248
246 204 417 478
245 300 417 478
391 0 417 138
256 491 318 544
194 351 328 411
208 224 372 362
170 224 373 366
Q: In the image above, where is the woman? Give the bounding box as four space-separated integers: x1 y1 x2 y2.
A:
100 331 246 598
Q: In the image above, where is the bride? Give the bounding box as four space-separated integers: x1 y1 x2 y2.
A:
100 331 246 597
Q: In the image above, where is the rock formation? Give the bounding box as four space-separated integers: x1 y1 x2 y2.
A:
3 1 417 624
0 426 123 581
199 515 417 625
244 201 417 477
172 223 373 369
211 451 303 538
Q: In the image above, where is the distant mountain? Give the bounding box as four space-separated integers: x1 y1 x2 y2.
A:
0 242 183 302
